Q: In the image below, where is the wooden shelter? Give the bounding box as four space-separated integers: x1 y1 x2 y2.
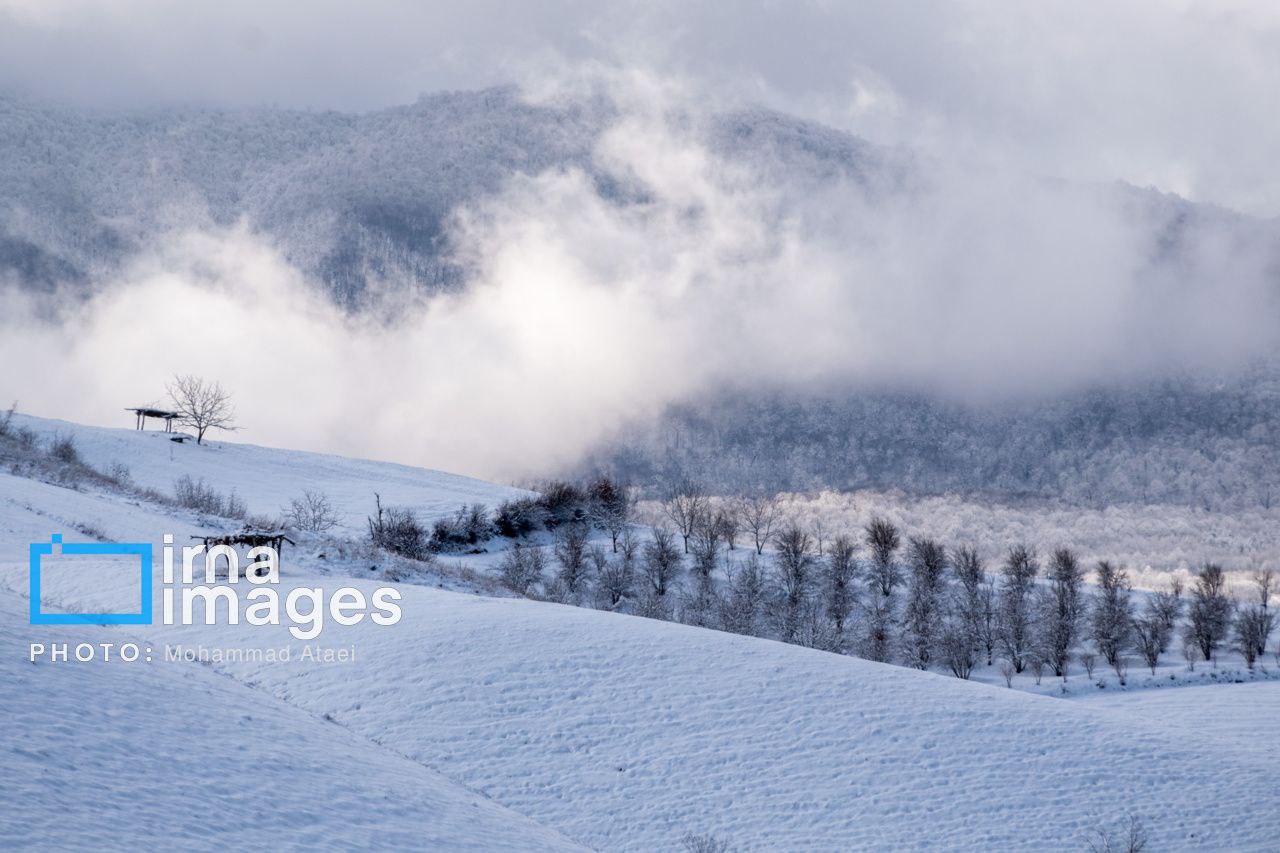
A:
127 407 181 432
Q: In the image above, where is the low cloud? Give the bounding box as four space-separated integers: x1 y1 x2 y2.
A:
2 76 1277 481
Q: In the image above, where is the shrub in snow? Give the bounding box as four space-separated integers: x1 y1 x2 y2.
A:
48 433 79 464
494 496 543 537
430 503 493 551
1087 815 1148 853
498 543 545 595
174 474 247 519
681 833 732 853
367 493 428 560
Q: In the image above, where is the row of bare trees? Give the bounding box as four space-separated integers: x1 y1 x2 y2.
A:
497 481 1278 682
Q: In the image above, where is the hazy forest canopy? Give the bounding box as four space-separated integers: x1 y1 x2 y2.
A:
2 84 1278 500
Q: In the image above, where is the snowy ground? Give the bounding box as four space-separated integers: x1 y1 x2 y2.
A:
2 414 1278 850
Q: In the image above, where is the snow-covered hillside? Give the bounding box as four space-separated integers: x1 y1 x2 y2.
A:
3 414 1278 850
7 412 526 533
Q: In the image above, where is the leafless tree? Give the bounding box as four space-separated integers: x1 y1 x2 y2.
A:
939 619 978 679
736 493 780 556
642 526 683 598
714 505 739 551
1088 816 1148 853
1111 654 1129 686
1091 561 1133 666
664 482 707 554
1131 616 1163 675
553 522 591 602
1234 605 1270 669
824 535 858 638
997 544 1039 672
591 545 634 609
588 476 634 553
1038 548 1084 677
902 537 947 670
950 546 988 661
498 543 545 594
1080 651 1097 679
861 518 902 663
283 490 340 533
167 374 238 445
1188 563 1233 661
1249 568 1276 656
1147 578 1183 652
719 553 767 637
999 659 1015 687
773 523 814 642
864 518 902 596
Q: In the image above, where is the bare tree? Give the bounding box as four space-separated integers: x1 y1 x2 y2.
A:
552 522 591 602
1234 605 1270 670
167 374 237 445
1038 548 1084 677
1187 563 1233 661
642 526 683 598
720 553 767 636
997 544 1039 672
772 523 814 642
950 546 986 660
1080 651 1097 679
498 543 545 594
902 537 947 670
1131 616 1163 675
1147 578 1183 652
862 518 902 662
824 535 858 639
714 505 739 551
664 482 707 554
736 493 780 556
1091 561 1133 666
282 490 340 533
1249 568 1276 657
1088 816 1148 853
939 619 978 679
587 476 633 553
591 546 634 609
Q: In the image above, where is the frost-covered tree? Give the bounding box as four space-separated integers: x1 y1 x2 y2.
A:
720 553 767 636
862 518 902 662
642 526 683 598
902 537 947 669
824 535 858 639
1131 615 1163 675
498 543 545 595
997 544 1039 672
587 476 633 553
552 522 591 602
1248 569 1276 657
592 546 633 609
1147 578 1183 653
772 523 814 642
1187 563 1233 661
1091 561 1133 666
1037 548 1084 677
736 493 780 556
663 482 707 554
1234 606 1270 670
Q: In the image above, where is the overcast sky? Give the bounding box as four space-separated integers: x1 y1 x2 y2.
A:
1 1 1279 215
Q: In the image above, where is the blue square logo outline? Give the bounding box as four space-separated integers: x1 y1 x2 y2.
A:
30 534 153 625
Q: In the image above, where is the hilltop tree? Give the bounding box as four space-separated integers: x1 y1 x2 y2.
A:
167 374 237 445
